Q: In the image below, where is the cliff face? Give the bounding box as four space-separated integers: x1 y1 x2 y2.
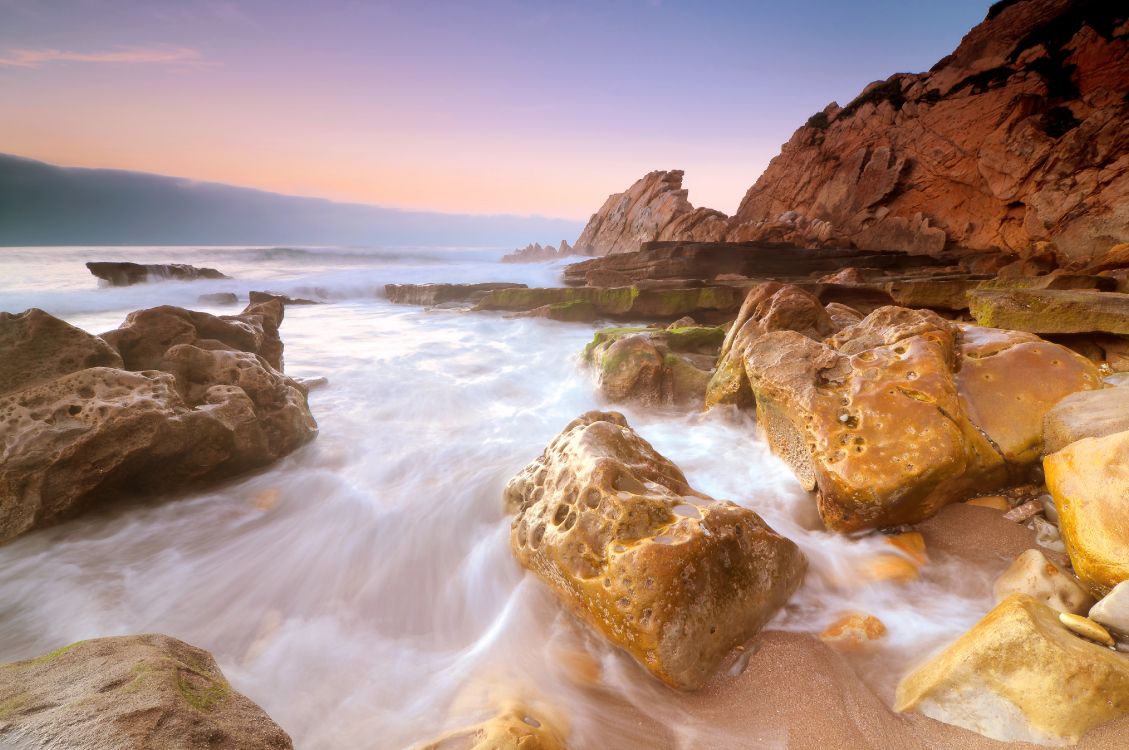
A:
730 0 1129 263
575 0 1129 262
573 170 727 256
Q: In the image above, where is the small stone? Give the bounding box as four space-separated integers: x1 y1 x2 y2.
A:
1090 581 1129 636
885 531 928 565
1060 612 1115 647
1003 500 1043 522
1031 516 1065 553
820 612 887 651
993 548 1094 614
966 495 1009 511
1040 493 1059 524
859 553 920 585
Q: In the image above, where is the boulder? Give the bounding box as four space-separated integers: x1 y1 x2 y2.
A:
895 594 1129 746
382 282 529 306
504 411 805 690
86 261 229 286
415 706 565 750
969 289 1129 335
1044 385 1129 453
247 291 321 306
583 326 724 407
0 308 122 396
993 548 1094 614
1045 429 1129 594
0 634 291 749
743 306 1099 531
1089 581 1129 636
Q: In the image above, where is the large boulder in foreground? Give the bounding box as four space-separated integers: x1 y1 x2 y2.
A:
86 261 229 286
1045 429 1129 595
384 282 527 306
895 594 1129 746
582 325 724 407
0 308 122 395
0 305 317 544
969 289 1129 335
0 634 291 749
744 306 1099 531
504 411 806 690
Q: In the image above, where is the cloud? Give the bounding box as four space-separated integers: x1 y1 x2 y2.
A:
0 45 207 69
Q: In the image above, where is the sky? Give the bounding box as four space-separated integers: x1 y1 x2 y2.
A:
0 0 992 219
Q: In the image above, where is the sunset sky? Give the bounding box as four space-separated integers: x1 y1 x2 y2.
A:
1 0 990 219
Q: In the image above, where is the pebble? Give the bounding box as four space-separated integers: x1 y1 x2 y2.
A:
966 495 1009 511
1090 581 1129 636
1003 500 1043 522
1031 516 1066 554
820 612 887 651
1059 612 1115 647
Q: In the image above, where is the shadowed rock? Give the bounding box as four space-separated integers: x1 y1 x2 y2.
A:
86 261 229 286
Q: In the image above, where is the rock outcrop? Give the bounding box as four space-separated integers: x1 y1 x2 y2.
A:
728 0 1129 263
572 171 727 256
473 285 745 322
503 411 805 690
0 303 317 544
502 241 576 263
741 306 1100 531
0 634 292 749
582 325 724 407
384 282 527 307
895 593 1129 746
0 308 122 395
86 261 229 286
970 289 1129 334
1045 429 1129 594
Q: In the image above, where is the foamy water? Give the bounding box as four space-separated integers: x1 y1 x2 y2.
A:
0 246 1007 748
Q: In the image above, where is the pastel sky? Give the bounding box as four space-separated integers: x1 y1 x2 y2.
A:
0 0 991 219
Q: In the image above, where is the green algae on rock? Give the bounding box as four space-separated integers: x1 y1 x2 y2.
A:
582 325 725 407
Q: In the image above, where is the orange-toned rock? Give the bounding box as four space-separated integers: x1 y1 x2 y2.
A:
885 531 928 565
820 613 887 651
859 554 921 585
416 706 566 750
966 495 1010 511
504 411 806 690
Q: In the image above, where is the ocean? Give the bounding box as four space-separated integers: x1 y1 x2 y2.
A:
0 246 1001 748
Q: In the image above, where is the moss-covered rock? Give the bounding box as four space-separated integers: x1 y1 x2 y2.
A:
969 289 1129 335
474 286 743 320
583 325 724 407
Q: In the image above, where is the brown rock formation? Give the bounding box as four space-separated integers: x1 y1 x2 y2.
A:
729 0 1129 262
582 325 725 407
572 171 727 256
0 308 122 395
502 240 576 263
0 634 292 749
504 411 805 690
86 261 229 286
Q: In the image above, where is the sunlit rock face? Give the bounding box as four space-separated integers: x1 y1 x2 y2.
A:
726 0 1129 263
572 170 727 256
0 634 292 750
1043 384 1129 454
895 594 1129 746
1045 429 1129 595
582 325 724 408
0 304 317 544
742 306 1099 531
503 411 806 690
415 706 566 750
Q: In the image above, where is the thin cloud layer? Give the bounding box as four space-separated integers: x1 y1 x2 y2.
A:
0 45 205 68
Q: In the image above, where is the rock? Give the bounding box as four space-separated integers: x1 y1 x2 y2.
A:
382 282 529 306
503 411 806 690
1081 242 1129 274
1032 515 1066 553
502 240 576 263
966 495 1010 511
993 548 1093 614
895 594 1129 746
582 326 724 407
1059 612 1116 647
474 285 745 321
416 706 565 750
1045 429 1129 594
101 302 286 371
561 241 950 287
572 170 727 256
969 289 1129 335
819 613 887 651
1044 385 1129 453
0 308 122 396
247 291 321 306
726 2 1129 263
0 634 292 749
886 530 928 565
1089 581 1129 635
1004 499 1044 523
742 306 1099 531
705 284 837 410
0 307 317 544
198 292 239 305
86 261 229 286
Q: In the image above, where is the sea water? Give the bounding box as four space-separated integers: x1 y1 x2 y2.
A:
0 246 1002 748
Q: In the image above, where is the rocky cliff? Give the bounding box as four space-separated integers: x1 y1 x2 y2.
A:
575 0 1129 262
